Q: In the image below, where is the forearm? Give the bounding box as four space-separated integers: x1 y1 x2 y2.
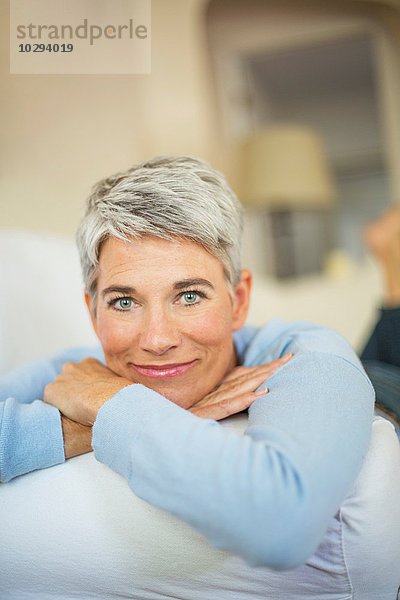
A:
0 398 65 482
92 353 374 569
94 389 308 569
0 345 103 481
61 415 93 459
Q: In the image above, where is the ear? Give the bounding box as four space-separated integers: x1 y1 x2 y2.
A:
231 268 252 332
84 292 99 337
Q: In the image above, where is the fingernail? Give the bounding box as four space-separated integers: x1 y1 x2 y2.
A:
255 387 269 396
281 352 293 361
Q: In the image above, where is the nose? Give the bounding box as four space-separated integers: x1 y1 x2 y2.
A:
139 306 181 356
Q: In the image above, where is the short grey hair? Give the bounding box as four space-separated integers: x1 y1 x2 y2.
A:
76 155 244 304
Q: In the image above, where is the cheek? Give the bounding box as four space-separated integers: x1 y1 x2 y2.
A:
188 305 233 351
94 313 136 355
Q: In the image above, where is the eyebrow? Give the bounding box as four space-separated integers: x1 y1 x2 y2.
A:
101 286 136 299
101 279 214 299
173 278 215 291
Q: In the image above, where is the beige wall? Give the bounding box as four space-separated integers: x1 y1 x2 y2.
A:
1 0 399 235
0 0 222 234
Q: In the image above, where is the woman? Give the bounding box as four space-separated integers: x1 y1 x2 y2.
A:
0 156 399 598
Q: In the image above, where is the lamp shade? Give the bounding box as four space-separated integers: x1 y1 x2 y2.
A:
240 125 336 209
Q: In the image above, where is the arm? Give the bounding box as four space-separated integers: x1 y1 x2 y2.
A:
0 346 101 482
61 416 92 459
91 323 375 569
0 398 64 482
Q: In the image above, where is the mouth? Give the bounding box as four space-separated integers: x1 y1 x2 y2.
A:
129 359 198 379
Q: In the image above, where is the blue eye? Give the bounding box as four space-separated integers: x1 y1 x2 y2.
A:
112 297 133 311
182 291 199 305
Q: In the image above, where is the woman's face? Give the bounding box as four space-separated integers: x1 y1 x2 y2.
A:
86 236 251 409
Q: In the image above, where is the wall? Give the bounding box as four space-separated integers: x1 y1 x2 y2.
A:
0 0 220 234
1 0 399 235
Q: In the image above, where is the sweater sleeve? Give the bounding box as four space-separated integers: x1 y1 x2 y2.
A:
92 325 375 570
0 345 103 482
0 399 65 483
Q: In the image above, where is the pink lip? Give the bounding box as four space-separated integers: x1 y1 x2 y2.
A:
129 359 198 379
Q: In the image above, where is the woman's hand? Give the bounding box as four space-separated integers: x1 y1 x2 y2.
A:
44 353 292 426
44 358 132 426
189 353 292 420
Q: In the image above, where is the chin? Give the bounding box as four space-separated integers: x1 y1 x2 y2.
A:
148 378 207 409
153 386 200 409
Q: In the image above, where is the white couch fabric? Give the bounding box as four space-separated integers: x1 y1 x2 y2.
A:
0 229 97 374
0 414 399 599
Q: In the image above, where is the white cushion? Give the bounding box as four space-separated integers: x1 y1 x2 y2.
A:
0 415 399 599
0 229 97 374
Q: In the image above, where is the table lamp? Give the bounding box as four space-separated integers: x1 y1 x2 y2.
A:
240 125 336 277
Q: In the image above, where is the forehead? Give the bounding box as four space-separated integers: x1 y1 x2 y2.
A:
97 236 225 283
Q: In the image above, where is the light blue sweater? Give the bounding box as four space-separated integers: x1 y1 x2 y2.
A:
0 320 375 569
